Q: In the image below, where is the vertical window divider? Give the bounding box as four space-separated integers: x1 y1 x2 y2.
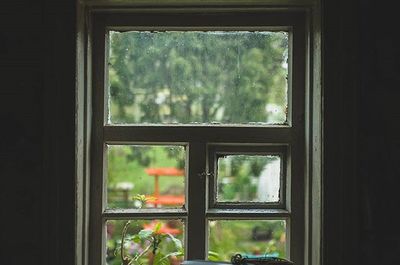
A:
91 14 107 265
186 142 207 259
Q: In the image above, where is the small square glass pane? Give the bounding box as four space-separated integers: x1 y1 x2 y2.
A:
216 155 281 203
106 219 184 265
108 31 288 125
208 220 287 262
107 145 185 209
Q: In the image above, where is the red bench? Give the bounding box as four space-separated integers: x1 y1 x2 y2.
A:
144 167 185 207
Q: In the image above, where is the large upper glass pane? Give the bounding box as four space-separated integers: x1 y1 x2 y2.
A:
108 31 288 125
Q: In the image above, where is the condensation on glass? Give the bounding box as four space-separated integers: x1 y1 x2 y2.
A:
208 220 286 261
106 145 186 209
106 219 184 265
108 31 289 125
216 155 281 203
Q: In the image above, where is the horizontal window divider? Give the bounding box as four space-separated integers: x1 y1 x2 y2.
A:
86 1 315 8
95 9 307 28
104 125 293 143
206 208 290 218
102 208 187 219
208 143 288 153
109 25 291 32
211 203 285 209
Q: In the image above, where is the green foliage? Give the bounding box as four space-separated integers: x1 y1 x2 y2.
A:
207 251 221 261
153 252 170 265
218 155 279 201
114 195 184 265
208 220 286 261
108 31 288 124
107 146 185 206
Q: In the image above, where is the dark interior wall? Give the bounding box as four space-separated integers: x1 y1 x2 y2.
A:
323 0 360 265
358 1 400 264
323 0 400 265
1 1 75 265
1 1 399 265
1 3 45 264
42 1 76 265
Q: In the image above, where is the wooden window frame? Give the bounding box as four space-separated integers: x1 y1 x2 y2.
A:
86 7 312 265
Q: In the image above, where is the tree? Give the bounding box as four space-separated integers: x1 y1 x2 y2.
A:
108 31 288 125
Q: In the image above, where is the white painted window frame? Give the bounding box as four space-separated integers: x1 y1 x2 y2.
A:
75 3 322 265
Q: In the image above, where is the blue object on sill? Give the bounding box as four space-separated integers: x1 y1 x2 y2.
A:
240 253 280 259
181 260 231 265
180 253 293 265
231 253 294 265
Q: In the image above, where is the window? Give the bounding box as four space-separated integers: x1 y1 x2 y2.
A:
89 8 308 265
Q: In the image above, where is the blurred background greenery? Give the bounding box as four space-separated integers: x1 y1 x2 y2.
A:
108 31 288 125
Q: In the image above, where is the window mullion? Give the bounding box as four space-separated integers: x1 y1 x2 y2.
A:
90 16 107 265
186 142 207 260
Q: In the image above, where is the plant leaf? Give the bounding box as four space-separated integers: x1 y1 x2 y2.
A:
154 222 162 233
208 251 220 261
132 234 141 243
166 233 183 251
138 229 152 239
132 194 146 201
154 252 170 265
163 251 184 260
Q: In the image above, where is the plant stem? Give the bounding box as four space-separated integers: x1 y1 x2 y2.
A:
121 221 131 265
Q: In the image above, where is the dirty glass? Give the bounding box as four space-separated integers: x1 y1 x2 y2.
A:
106 145 186 209
106 219 184 265
216 155 281 203
108 31 289 125
208 220 286 261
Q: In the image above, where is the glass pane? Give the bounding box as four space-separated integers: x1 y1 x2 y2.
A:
107 145 185 209
108 31 288 125
107 219 184 265
217 155 281 203
208 220 286 262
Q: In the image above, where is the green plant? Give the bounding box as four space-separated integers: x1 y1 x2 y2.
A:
117 195 184 265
